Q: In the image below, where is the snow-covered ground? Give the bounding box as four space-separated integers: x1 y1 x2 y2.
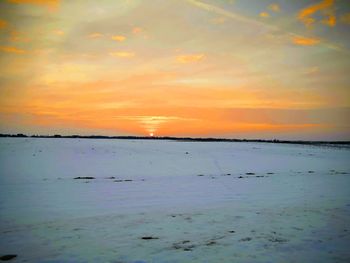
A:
0 138 350 262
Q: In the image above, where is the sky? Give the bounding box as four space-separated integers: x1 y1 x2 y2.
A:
0 0 349 140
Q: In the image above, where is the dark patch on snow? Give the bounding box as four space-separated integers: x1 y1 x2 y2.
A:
141 236 159 240
266 172 274 175
239 237 252 242
197 174 204 176
246 172 255 175
124 179 133 182
308 171 315 173
172 241 196 251
268 237 288 243
0 255 17 261
74 176 95 179
205 240 217 246
106 176 116 179
114 180 123 182
292 227 303 231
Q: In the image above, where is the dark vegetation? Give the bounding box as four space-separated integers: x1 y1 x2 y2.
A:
0 133 349 146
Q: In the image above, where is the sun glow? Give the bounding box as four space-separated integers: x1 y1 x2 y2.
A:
149 132 154 137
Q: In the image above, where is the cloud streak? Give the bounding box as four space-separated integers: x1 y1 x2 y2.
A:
7 0 60 10
297 0 335 27
176 54 205 63
292 36 320 46
184 0 348 55
0 46 26 54
0 19 8 29
109 51 135 58
111 35 126 42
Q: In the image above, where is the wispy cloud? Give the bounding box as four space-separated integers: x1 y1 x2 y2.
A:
0 46 26 54
211 17 227 24
302 66 319 75
132 27 143 34
185 0 272 29
185 0 347 55
109 51 135 58
9 31 31 43
88 33 104 39
269 4 280 13
53 29 64 36
7 0 60 11
111 35 126 42
259 12 270 18
176 54 205 63
0 19 8 29
297 0 336 27
340 13 350 24
292 36 320 46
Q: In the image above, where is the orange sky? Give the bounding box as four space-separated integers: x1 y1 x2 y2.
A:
0 0 350 140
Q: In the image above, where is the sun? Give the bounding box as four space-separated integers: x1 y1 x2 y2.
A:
149 132 154 137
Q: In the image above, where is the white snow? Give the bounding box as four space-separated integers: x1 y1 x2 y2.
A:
0 138 350 262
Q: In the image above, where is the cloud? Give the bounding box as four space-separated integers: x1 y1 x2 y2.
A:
0 46 26 54
132 27 143 34
176 54 205 63
109 51 135 58
269 4 280 12
292 36 320 46
259 12 270 18
297 0 336 27
340 13 350 24
9 31 31 43
185 0 348 55
211 17 227 24
185 0 272 29
0 19 8 29
53 29 64 35
88 33 104 38
111 35 126 42
303 66 319 75
7 0 60 11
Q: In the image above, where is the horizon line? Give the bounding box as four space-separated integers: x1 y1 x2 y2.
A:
1 133 349 145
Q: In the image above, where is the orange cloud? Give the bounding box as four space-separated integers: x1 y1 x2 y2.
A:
259 12 270 18
109 51 135 58
292 36 320 46
88 33 104 38
7 0 59 10
340 13 350 24
298 0 335 27
176 54 205 63
9 31 31 43
0 46 26 54
132 27 143 34
269 4 280 12
53 29 64 35
111 35 126 42
0 19 8 29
